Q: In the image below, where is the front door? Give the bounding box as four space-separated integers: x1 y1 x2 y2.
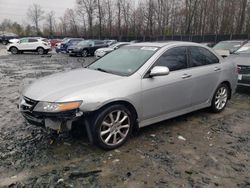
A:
141 47 194 120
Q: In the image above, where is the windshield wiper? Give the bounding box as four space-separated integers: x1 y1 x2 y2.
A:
96 68 109 73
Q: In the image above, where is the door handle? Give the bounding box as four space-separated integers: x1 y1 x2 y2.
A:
214 67 221 71
182 74 192 79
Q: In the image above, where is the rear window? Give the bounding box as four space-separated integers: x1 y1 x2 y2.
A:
189 47 219 67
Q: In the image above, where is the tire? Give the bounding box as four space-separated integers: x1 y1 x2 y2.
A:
211 83 229 113
2 41 8 45
10 47 18 55
37 47 44 55
91 104 134 150
81 49 88 57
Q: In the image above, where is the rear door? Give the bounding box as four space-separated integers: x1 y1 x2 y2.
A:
27 38 38 50
187 46 221 105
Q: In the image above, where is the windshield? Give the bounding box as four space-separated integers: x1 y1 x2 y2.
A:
88 46 159 76
235 43 250 54
213 41 241 51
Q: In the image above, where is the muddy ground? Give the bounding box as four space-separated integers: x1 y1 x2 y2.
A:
0 44 250 188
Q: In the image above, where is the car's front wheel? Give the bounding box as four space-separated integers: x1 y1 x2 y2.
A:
211 83 229 113
91 105 133 150
81 50 88 57
37 47 44 55
10 47 18 55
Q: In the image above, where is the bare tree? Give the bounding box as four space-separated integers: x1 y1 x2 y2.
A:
76 0 96 38
27 4 44 35
45 11 56 36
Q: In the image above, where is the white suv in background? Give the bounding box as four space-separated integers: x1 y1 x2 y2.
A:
7 37 51 55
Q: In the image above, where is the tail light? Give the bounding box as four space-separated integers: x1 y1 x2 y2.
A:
237 65 240 74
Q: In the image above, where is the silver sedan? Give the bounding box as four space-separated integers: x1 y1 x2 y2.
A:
19 42 238 149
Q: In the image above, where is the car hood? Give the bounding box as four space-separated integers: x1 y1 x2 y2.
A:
96 47 114 52
214 49 230 57
23 68 123 102
227 54 250 66
9 39 19 43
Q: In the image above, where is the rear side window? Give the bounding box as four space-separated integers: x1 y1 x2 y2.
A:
28 39 38 43
95 41 104 45
154 47 188 71
189 46 219 67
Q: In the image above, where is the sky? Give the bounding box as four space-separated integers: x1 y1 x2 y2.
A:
0 0 75 24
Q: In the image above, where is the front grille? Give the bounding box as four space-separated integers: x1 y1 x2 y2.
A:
238 65 250 74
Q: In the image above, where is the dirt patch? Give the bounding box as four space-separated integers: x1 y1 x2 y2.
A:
0 50 250 187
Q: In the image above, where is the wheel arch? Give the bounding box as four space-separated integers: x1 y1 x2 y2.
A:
36 46 45 51
10 46 19 50
96 100 139 121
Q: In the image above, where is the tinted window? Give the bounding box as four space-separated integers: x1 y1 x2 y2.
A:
189 47 219 67
28 39 38 42
20 38 28 43
95 41 104 45
154 47 188 71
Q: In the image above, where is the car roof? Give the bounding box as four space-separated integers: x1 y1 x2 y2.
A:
218 40 247 43
128 41 205 48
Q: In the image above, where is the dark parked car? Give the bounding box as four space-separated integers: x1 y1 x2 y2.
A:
66 40 83 53
56 38 84 53
0 34 19 45
70 40 108 57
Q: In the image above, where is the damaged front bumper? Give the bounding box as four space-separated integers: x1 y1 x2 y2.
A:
18 97 83 131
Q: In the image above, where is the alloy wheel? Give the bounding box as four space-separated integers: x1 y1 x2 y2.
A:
37 48 44 55
215 87 228 110
11 47 18 54
82 50 88 57
99 110 130 146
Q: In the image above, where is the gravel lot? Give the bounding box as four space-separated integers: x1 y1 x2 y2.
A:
0 44 250 188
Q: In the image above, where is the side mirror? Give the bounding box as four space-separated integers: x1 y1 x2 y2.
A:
149 66 170 77
229 49 235 54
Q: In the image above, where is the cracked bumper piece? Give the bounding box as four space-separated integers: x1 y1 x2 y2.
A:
19 97 83 131
20 109 83 131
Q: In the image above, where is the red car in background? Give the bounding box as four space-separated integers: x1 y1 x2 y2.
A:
49 39 62 48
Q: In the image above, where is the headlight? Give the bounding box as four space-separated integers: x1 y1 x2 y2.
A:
33 101 82 113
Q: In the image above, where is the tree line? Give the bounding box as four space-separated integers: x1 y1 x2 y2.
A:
1 0 250 39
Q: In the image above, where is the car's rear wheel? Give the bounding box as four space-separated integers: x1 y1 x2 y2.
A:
81 50 88 57
10 47 18 55
2 41 8 45
37 47 44 55
91 105 133 150
211 83 229 113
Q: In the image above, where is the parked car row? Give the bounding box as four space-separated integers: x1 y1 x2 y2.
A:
4 36 250 87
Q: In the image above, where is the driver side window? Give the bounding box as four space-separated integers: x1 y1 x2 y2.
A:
154 47 188 71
